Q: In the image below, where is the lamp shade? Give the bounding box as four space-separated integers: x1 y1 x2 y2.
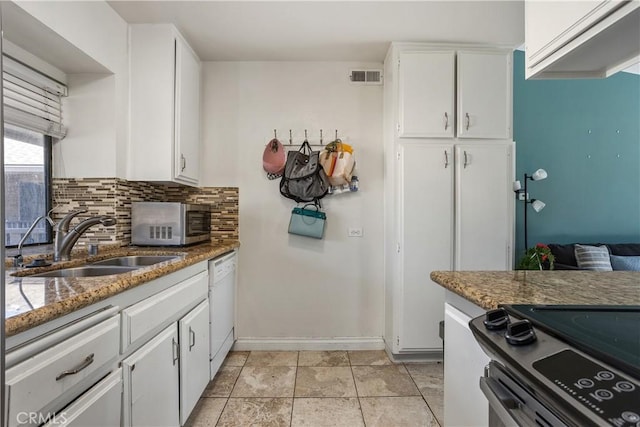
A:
531 169 548 181
513 180 522 191
531 199 546 212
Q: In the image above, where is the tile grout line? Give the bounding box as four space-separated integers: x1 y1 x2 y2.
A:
215 353 249 427
348 351 369 427
289 351 300 427
404 363 443 427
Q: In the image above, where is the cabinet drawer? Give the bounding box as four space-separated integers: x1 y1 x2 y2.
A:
5 316 120 427
121 271 208 351
42 369 122 427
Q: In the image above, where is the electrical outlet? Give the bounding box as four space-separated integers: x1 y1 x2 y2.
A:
518 192 529 201
348 228 363 237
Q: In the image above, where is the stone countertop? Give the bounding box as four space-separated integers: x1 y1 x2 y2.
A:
430 270 640 310
5 241 240 337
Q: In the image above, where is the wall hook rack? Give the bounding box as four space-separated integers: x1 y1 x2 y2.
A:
275 129 336 147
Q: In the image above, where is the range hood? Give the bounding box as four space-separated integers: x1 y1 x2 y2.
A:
525 1 640 79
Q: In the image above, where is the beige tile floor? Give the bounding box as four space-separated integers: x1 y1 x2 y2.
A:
185 350 444 427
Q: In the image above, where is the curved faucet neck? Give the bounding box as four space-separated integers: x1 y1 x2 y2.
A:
55 209 88 232
54 214 115 262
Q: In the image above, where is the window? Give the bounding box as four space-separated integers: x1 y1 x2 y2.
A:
3 124 52 247
2 54 66 248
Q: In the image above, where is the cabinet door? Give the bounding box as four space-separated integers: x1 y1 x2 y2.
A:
398 143 452 351
398 51 454 138
443 303 490 427
174 36 201 185
455 143 513 270
43 369 122 427
122 324 180 427
179 301 211 425
457 51 511 139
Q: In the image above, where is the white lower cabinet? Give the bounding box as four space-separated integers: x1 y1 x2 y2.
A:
120 269 208 426
179 301 210 426
397 143 452 352
444 300 490 427
455 143 514 270
122 324 180 427
385 142 513 355
43 369 122 427
5 315 120 427
7 262 216 427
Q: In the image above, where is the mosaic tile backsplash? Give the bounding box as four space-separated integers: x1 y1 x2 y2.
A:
52 178 239 246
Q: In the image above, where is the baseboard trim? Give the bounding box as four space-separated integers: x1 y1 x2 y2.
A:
233 337 385 351
384 341 444 363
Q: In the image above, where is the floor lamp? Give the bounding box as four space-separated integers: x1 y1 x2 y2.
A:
514 168 548 251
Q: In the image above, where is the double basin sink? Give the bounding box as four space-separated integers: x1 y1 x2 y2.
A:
30 255 182 278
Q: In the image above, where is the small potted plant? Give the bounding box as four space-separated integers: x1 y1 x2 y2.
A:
517 243 555 270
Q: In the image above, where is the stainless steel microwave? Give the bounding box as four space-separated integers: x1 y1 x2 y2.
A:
131 202 211 246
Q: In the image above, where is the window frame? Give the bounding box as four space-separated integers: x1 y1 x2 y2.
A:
3 125 53 248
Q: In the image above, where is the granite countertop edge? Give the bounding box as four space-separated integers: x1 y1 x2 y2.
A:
6 241 240 337
430 270 640 310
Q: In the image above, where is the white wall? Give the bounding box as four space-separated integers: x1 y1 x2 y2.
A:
14 1 129 179
202 62 385 347
54 74 117 178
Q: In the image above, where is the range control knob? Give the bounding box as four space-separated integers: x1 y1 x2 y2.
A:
505 320 537 346
483 308 509 330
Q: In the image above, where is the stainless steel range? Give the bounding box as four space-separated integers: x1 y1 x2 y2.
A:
470 305 640 427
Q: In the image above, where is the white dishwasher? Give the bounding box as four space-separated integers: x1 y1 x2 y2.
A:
209 251 237 379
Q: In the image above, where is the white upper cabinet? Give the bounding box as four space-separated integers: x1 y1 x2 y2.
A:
457 52 512 139
174 38 201 184
129 24 201 186
525 1 640 79
395 46 512 140
398 51 455 138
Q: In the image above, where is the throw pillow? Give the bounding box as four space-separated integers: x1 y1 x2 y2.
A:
610 255 640 271
574 244 613 271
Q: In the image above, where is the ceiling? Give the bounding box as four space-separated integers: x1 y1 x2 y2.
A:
108 1 525 62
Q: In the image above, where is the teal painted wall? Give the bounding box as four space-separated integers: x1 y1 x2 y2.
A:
513 50 640 256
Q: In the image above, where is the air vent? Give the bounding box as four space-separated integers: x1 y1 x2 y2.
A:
349 69 383 85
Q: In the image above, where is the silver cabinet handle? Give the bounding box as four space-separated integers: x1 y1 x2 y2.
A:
444 112 449 130
172 337 179 365
465 113 470 131
56 353 95 381
189 327 196 351
463 151 468 168
181 154 186 172
444 150 449 168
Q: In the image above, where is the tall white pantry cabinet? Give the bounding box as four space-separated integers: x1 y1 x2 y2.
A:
383 43 515 356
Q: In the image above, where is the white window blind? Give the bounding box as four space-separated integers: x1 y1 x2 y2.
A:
2 55 68 138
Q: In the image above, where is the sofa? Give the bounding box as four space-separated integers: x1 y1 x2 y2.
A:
548 243 640 270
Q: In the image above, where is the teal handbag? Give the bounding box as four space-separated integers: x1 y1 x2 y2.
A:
288 204 326 239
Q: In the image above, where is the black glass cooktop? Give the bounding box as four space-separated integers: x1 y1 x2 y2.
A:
503 305 640 379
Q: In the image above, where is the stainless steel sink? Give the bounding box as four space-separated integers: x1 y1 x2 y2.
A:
90 255 181 267
31 266 140 278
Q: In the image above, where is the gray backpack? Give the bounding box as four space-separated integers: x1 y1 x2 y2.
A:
280 140 329 203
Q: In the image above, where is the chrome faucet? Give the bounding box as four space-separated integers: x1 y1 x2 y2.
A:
53 209 117 261
13 214 55 267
